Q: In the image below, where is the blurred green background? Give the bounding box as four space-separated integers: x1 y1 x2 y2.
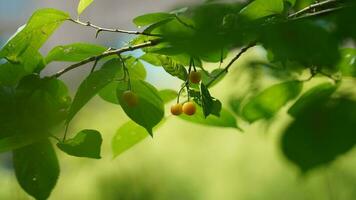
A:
1 0 356 200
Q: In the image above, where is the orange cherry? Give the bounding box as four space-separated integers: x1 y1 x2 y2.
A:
170 103 183 116
189 71 202 84
122 90 139 107
182 101 196 116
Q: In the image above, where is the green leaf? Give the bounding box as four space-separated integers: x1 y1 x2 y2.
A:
57 129 102 159
67 58 122 123
112 121 149 157
158 56 188 80
0 9 69 72
99 82 120 104
288 83 338 117
13 139 59 200
242 81 303 123
180 106 239 129
0 134 45 153
200 83 221 117
124 56 147 80
337 48 356 77
158 89 178 103
117 80 164 135
239 0 284 20
78 0 94 15
282 97 356 172
0 62 27 86
133 12 174 27
45 43 107 63
140 53 162 66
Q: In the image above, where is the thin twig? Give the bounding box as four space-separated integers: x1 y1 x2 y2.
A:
69 19 162 38
51 39 160 78
206 42 256 87
288 0 340 18
291 6 345 20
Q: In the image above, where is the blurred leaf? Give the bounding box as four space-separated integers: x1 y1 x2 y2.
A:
337 48 356 77
180 106 239 129
201 68 225 88
117 80 164 135
133 12 174 26
158 89 178 103
242 81 303 123
0 62 27 86
0 9 69 72
282 97 356 172
45 43 106 63
288 82 337 117
0 134 45 153
57 129 102 159
67 58 122 123
78 0 94 15
140 53 162 66
239 0 284 20
13 139 59 200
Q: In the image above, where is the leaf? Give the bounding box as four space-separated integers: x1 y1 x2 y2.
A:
179 106 239 129
288 83 338 117
0 134 45 153
337 48 356 77
281 97 356 172
98 82 120 104
140 53 162 66
112 121 149 157
124 56 147 80
78 0 94 15
57 129 102 159
13 139 59 200
133 12 174 27
0 9 69 72
242 81 303 123
117 80 164 135
45 43 107 63
158 56 188 80
158 89 178 103
239 0 284 20
200 83 221 117
0 62 27 86
67 58 122 123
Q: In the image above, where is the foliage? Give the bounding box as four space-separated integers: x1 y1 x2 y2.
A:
0 0 356 199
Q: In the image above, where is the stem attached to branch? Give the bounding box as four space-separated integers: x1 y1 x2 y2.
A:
69 19 162 38
51 39 160 78
288 0 341 18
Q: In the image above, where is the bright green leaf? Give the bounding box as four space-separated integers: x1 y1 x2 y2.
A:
13 139 59 200
45 43 107 63
78 0 94 15
57 129 102 159
117 80 164 135
158 89 178 103
337 48 356 77
242 81 303 123
239 0 284 20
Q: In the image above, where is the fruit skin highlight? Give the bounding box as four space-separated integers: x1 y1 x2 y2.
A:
170 103 183 116
189 71 201 84
182 101 196 116
122 90 139 107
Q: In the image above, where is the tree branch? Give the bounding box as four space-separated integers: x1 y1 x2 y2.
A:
51 39 160 78
69 19 162 38
206 42 256 87
288 0 341 19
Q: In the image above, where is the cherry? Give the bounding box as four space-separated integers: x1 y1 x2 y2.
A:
182 101 196 116
189 71 202 84
122 90 138 107
170 103 183 116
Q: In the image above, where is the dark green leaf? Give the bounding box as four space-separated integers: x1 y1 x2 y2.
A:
288 82 338 117
57 129 102 159
242 81 303 123
337 48 356 77
67 58 122 123
133 12 174 27
13 139 59 200
0 62 27 86
45 43 107 63
117 80 164 135
200 83 221 117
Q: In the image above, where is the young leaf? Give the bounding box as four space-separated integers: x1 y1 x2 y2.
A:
242 81 303 123
0 9 69 72
179 106 239 129
57 129 102 159
117 80 164 135
282 97 356 172
239 0 284 20
45 43 107 63
13 139 59 200
112 121 149 157
67 58 123 123
78 0 94 15
158 89 178 103
288 83 338 117
133 12 174 27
